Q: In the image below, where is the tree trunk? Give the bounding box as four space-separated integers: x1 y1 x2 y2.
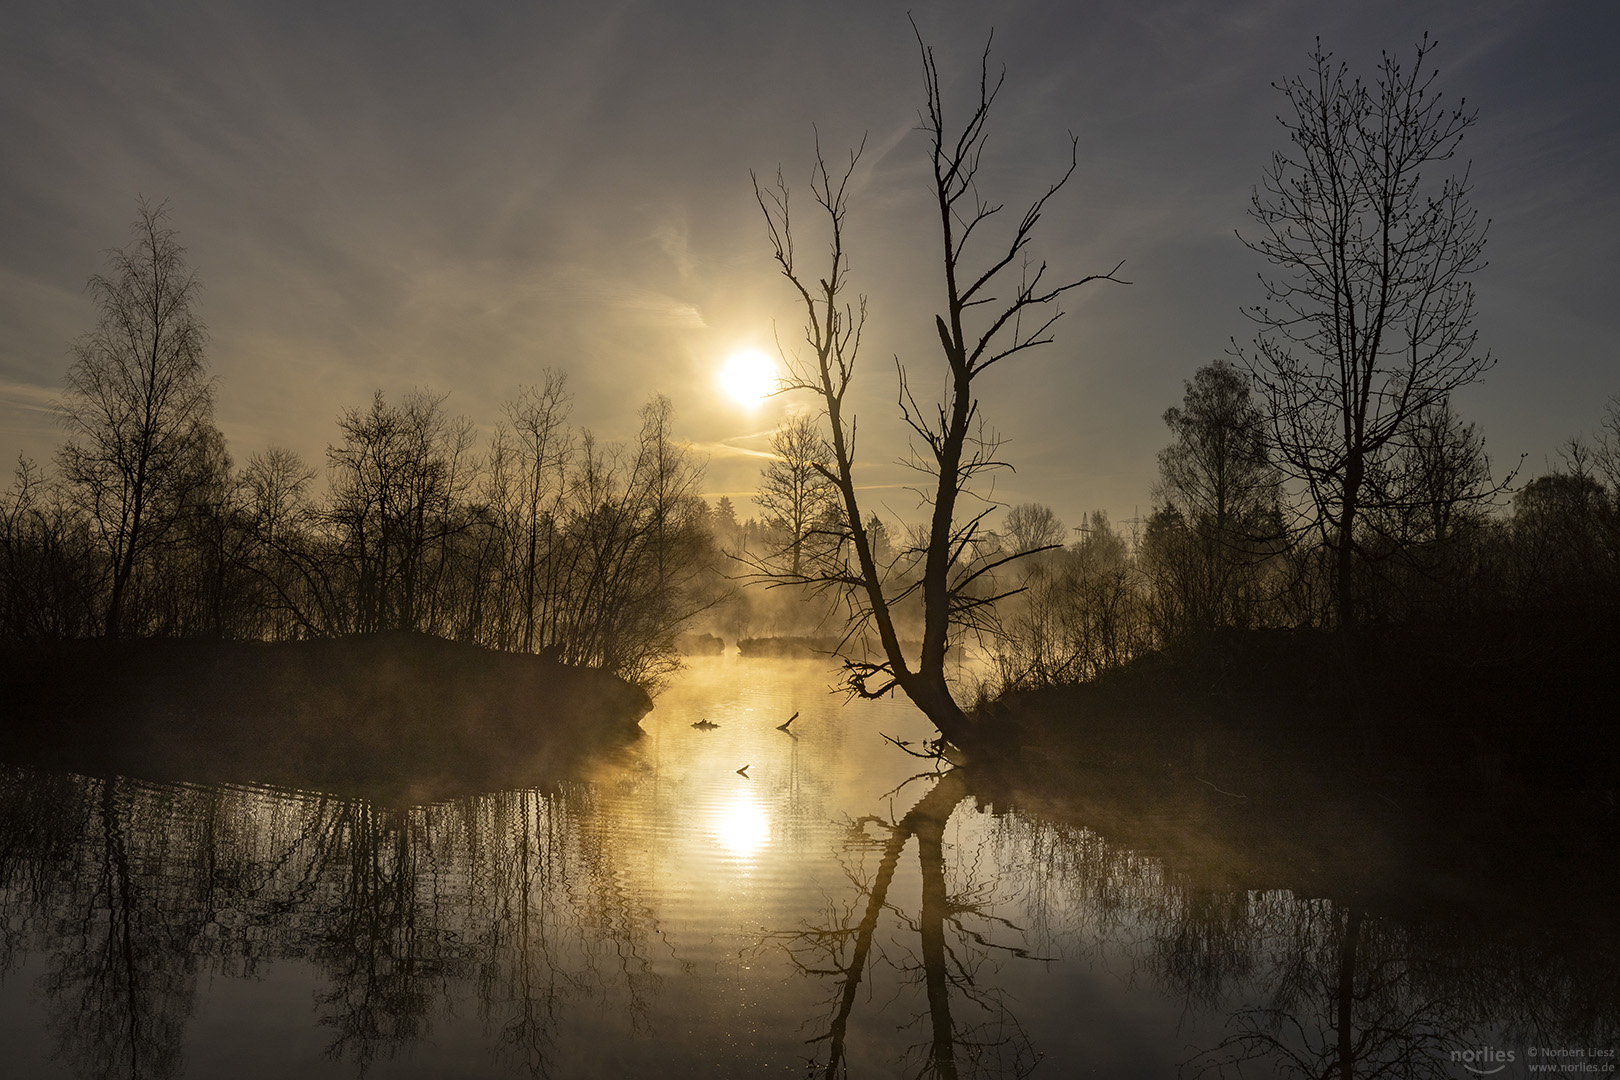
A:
1336 451 1364 630
1335 907 1363 1080
917 779 960 1080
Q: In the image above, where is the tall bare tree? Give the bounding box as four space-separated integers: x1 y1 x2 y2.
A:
56 200 218 637
754 27 1124 748
1239 36 1492 629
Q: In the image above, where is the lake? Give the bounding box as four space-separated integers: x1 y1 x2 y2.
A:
0 652 1614 1078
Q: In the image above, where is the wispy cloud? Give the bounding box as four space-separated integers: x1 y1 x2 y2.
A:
536 269 707 329
691 436 776 462
0 379 58 415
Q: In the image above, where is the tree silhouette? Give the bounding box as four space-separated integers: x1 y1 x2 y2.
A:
755 413 839 579
1145 360 1281 636
753 25 1123 747
1239 36 1492 629
56 199 219 638
999 504 1065 558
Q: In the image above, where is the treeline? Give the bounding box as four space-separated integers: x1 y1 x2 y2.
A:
982 39 1620 696
1 380 722 683
987 361 1620 692
1 379 719 687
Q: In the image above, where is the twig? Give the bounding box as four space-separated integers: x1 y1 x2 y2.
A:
1196 776 1247 799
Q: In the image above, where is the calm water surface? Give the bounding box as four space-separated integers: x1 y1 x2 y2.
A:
0 654 1614 1078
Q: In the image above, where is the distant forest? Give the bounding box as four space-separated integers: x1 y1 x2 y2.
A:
2 204 1618 697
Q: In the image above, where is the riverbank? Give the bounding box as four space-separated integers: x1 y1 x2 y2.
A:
0 632 652 801
972 614 1620 932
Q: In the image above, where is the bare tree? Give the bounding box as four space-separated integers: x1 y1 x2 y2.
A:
544 396 712 687
243 447 318 551
754 412 839 578
754 26 1124 747
501 373 573 652
56 200 218 637
1239 36 1492 629
1354 396 1505 617
0 456 100 639
239 446 319 639
994 511 1150 690
1001 503 1066 557
323 390 476 634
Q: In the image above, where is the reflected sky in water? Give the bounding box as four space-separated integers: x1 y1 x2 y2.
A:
0 654 1614 1078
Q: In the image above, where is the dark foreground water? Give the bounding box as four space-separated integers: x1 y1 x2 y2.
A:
0 654 1614 1078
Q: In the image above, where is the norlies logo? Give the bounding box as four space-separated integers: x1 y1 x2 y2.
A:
1452 1047 1516 1075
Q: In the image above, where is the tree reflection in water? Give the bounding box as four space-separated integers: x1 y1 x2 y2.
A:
31 775 197 1080
0 765 658 1079
981 799 1617 1079
769 770 1045 1080
1174 893 1620 1080
1178 900 1470 1080
993 806 1619 1080
1 760 1616 1078
768 766 1619 1080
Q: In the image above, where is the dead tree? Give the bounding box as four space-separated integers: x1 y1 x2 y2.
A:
753 26 1124 748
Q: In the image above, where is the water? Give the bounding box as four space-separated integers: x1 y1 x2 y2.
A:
0 653 1614 1078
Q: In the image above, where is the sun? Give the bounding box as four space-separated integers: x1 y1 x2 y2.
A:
711 791 771 860
718 349 778 408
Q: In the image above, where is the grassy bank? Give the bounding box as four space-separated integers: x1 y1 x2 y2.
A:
0 632 652 802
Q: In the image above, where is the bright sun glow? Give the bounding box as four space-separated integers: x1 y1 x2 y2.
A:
711 791 771 859
718 349 778 408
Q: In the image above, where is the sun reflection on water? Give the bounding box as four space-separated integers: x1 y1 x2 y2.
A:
710 790 771 860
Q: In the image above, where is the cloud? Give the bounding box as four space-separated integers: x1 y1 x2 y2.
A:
648 218 697 280
405 263 706 331
0 379 58 415
691 436 777 462
535 268 707 330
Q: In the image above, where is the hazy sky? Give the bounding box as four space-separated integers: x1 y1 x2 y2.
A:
2 0 1616 532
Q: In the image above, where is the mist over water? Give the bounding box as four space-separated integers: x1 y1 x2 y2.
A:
0 655 1612 1078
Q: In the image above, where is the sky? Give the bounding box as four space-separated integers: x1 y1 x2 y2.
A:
2 0 1616 534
